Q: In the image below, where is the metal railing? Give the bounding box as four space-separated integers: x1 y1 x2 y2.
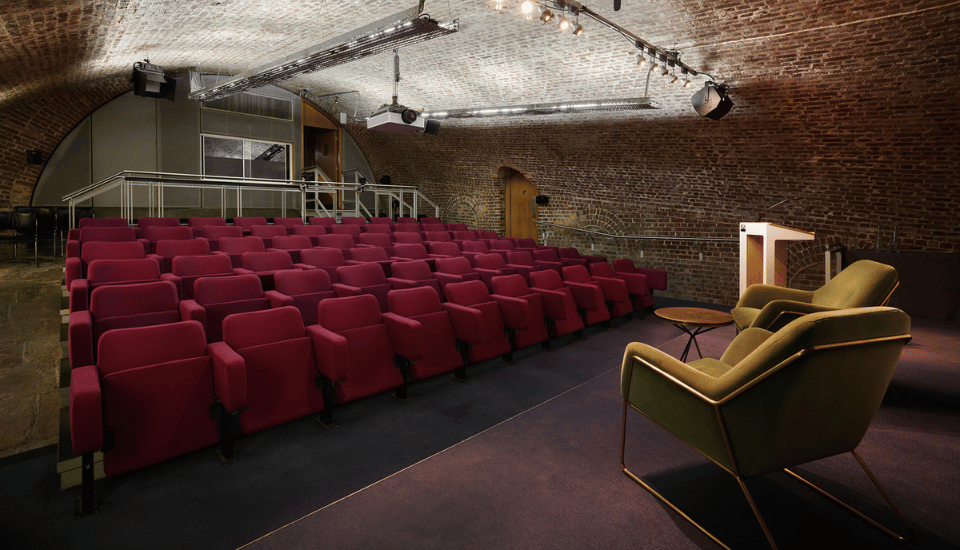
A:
535 221 740 261
535 221 739 243
61 171 440 227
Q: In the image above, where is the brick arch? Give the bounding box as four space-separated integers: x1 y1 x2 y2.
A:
442 194 491 231
0 78 130 208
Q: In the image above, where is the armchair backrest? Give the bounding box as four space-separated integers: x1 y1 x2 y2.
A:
78 226 136 244
241 251 294 271
202 225 243 240
144 226 193 243
475 253 508 270
347 246 390 262
195 274 264 305
250 225 288 240
812 260 898 309
272 217 304 228
317 294 383 332
218 236 265 255
86 258 161 286
137 217 180 231
368 217 394 226
529 269 563 291
274 268 332 296
171 254 233 276
90 280 181 341
340 216 367 226
392 232 423 244
357 233 392 248
427 241 460 257
452 231 477 241
423 230 452 242
589 262 616 278
363 224 393 234
435 256 474 276
388 285 443 317
232 216 268 231
506 251 536 267
80 241 145 263
491 273 531 297
461 240 489 253
308 216 336 227
561 264 593 284
330 224 362 238
78 217 127 229
391 260 433 282
444 279 492 307
393 243 429 260
317 234 355 250
271 235 313 250
155 238 210 258
337 262 387 287
189 216 226 230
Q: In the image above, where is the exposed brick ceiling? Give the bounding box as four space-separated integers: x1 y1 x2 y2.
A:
0 0 951 122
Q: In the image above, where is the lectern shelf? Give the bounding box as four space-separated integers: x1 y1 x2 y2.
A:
738 222 815 296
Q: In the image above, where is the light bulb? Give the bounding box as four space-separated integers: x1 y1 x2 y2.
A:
539 7 553 22
558 17 571 31
520 1 535 15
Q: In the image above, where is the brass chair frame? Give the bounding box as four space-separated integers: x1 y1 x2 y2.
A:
619 334 914 550
757 281 901 333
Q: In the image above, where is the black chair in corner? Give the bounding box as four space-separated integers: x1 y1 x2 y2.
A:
0 211 38 266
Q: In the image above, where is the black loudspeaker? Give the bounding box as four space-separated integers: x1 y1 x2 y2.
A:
691 82 733 120
26 150 42 165
380 175 391 186
132 61 176 100
535 195 549 205
424 119 441 136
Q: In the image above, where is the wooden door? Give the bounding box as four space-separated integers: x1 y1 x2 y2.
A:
505 172 537 239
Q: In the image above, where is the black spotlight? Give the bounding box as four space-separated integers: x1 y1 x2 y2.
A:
131 60 176 100
691 82 733 120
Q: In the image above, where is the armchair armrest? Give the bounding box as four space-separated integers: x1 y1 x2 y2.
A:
616 272 649 296
529 286 568 320
736 284 813 309
564 281 603 311
387 277 421 290
441 302 483 345
179 299 206 326
69 365 103 455
265 290 294 309
208 342 247 413
68 310 94 370
491 293 531 331
634 267 667 291
752 300 837 331
591 276 629 302
332 283 362 298
306 324 349 384
382 313 424 361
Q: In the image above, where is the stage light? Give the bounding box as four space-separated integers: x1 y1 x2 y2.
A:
558 17 572 31
520 1 535 17
691 82 733 120
539 7 554 22
572 22 584 35
635 53 648 68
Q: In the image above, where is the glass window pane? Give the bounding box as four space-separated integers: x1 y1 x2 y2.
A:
203 136 244 177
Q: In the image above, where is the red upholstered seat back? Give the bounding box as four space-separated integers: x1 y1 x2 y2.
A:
461 240 489 253
507 251 536 267
348 247 390 262
589 262 617 278
559 247 584 260
330 224 362 238
138 217 180 231
195 274 264 305
308 217 336 227
363 224 393 234
223 306 305 351
562 264 593 284
368 217 393 226
292 225 328 239
396 217 418 225
273 217 304 228
533 248 562 262
218 236 265 255
79 226 136 244
474 253 508 270
80 241 145 270
516 238 538 248
428 242 460 256
317 234 355 250
232 216 268 231
357 233 393 248
435 256 475 276
340 216 367 226
491 273 530 297
477 230 499 240
392 232 423 244
86 258 160 286
299 248 345 283
391 260 433 282
95 320 217 476
420 217 441 225
145 226 193 243
452 231 477 241
318 294 383 332
202 225 243 240
529 269 564 291
444 279 492 307
275 268 332 295
393 223 421 233
79 218 128 229
388 286 443 317
490 239 515 251
90 281 182 344
393 243 429 260
272 235 313 250
241 251 294 271
172 254 233 276
155 238 210 257
447 223 469 231
337 262 387 287
421 224 447 233
250 225 288 240
189 216 226 230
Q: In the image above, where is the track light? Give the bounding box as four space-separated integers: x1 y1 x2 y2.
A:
635 53 647 68
649 61 660 73
571 23 584 36
669 74 679 84
520 1 535 18
683 79 693 89
558 17 571 32
538 7 553 23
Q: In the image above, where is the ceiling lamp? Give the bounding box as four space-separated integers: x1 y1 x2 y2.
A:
538 7 554 22
635 53 647 68
558 16 572 32
520 1 536 18
571 23 585 36
189 4 458 102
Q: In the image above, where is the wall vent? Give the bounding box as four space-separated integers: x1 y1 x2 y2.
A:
202 92 293 121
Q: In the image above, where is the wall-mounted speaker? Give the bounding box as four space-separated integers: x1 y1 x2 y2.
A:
26 150 42 165
424 119 441 136
691 82 733 120
131 61 176 101
535 195 549 205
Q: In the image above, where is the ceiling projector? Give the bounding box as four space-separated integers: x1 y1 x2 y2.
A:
366 103 425 134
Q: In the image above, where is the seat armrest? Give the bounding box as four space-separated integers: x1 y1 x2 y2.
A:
265 290 294 309
381 312 424 361
387 277 421 290
294 263 316 270
306 325 349 384
530 286 568 320
633 268 668 291
616 272 649 296
491 293 531 331
65 257 81 288
233 267 254 276
736 284 813 309
179 299 206 326
433 272 463 287
208 342 247 413
752 300 837 331
68 310 94 370
68 278 90 312
563 281 603 311
441 302 483 344
69 365 103 455
332 283 362 298
159 272 183 298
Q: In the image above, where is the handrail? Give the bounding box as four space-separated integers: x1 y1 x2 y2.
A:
535 221 739 243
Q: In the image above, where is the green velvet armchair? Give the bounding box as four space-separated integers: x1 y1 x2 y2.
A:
620 306 912 549
731 259 898 332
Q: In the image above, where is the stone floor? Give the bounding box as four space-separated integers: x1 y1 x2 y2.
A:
0 241 62 459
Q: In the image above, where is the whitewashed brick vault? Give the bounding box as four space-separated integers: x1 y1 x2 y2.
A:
1 0 958 304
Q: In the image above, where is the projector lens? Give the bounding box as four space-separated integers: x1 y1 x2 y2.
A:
401 109 418 124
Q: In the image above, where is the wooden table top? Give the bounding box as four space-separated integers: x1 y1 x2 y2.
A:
654 307 735 328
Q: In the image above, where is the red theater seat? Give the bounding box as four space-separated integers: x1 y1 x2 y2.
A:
330 224 362 238
339 216 367 226
65 240 145 289
67 226 141 258
272 217 304 234
291 224 328 246
68 280 183 369
269 235 315 264
299 247 346 284
161 254 235 300
232 216 268 235
433 256 483 292
389 260 443 298
534 247 585 268
188 216 226 237
562 264 632 318
472 253 518 290
249 225 287 248
334 262 417 312
144 226 193 254
69 258 162 312
213 236 265 269
559 247 607 264
317 233 356 251
234 250 313 291
612 258 668 308
490 274 550 350
70 320 219 514
442 280 516 363
152 238 211 273
308 216 336 227
180 274 270 342
589 262 652 311
265 269 335 326
528 269 585 337
201 225 243 252
344 246 396 277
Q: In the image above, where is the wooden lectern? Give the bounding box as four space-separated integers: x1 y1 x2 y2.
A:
739 222 815 296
